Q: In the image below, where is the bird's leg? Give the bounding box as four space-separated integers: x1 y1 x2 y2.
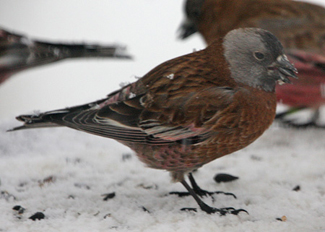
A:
276 107 325 128
169 173 236 199
180 179 247 215
188 173 237 199
275 106 306 120
301 108 325 128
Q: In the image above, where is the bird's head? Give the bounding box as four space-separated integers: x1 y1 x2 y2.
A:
223 28 298 92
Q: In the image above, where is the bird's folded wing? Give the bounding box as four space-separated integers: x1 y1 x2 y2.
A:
12 85 235 146
93 85 236 144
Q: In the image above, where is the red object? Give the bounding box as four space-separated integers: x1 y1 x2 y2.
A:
277 51 325 108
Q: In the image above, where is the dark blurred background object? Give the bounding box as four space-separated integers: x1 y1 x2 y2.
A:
0 27 132 84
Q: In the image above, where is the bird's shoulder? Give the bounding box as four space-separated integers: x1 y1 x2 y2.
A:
101 40 236 109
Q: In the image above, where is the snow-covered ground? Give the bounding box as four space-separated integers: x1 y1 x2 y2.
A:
0 1 325 231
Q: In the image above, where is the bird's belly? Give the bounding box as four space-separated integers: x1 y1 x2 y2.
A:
121 142 204 172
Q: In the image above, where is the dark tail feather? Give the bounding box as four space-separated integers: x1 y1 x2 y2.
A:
34 41 133 60
1 28 132 60
8 98 107 132
0 28 133 84
8 112 66 132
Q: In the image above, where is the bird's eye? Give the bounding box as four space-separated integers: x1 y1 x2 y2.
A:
254 52 265 60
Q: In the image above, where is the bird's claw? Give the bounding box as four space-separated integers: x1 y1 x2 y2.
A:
180 207 197 212
217 207 248 216
181 206 248 215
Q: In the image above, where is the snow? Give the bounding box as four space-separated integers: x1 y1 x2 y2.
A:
1 120 325 231
166 73 175 80
0 0 325 231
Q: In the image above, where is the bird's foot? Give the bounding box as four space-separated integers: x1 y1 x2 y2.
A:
280 119 325 129
207 207 248 216
178 173 246 215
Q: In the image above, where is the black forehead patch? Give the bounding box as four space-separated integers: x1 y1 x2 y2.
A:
256 30 283 58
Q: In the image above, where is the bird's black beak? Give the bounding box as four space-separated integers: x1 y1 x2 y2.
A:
268 55 298 85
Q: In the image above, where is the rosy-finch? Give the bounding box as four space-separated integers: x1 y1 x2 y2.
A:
11 28 297 214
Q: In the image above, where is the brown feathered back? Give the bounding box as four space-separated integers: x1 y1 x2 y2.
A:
196 0 325 53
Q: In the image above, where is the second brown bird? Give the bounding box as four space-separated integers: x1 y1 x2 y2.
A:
180 0 325 127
